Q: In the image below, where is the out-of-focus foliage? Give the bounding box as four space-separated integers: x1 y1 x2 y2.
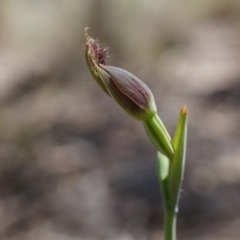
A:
0 0 240 239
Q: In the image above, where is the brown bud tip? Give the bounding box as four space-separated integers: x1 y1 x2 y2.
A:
84 28 109 65
181 106 188 116
84 27 90 40
83 28 110 95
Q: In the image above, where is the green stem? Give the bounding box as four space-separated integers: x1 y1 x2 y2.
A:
159 177 177 240
164 208 177 240
157 153 177 240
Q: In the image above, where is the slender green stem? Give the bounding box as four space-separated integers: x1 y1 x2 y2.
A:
160 178 177 240
164 208 177 240
157 153 177 240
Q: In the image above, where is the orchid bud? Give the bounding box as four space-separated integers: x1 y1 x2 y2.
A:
84 29 157 121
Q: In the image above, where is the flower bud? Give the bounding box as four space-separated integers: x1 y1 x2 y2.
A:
98 64 157 120
84 29 157 120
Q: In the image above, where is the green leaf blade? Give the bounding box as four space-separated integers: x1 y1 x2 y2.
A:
169 106 188 208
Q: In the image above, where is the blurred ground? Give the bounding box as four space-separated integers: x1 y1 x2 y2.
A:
0 0 240 239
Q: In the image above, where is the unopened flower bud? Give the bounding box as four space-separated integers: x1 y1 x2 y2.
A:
84 29 157 120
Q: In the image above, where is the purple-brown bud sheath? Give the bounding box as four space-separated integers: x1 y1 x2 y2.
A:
84 29 157 121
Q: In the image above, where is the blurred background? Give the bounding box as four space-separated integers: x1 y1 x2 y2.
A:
0 0 240 239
